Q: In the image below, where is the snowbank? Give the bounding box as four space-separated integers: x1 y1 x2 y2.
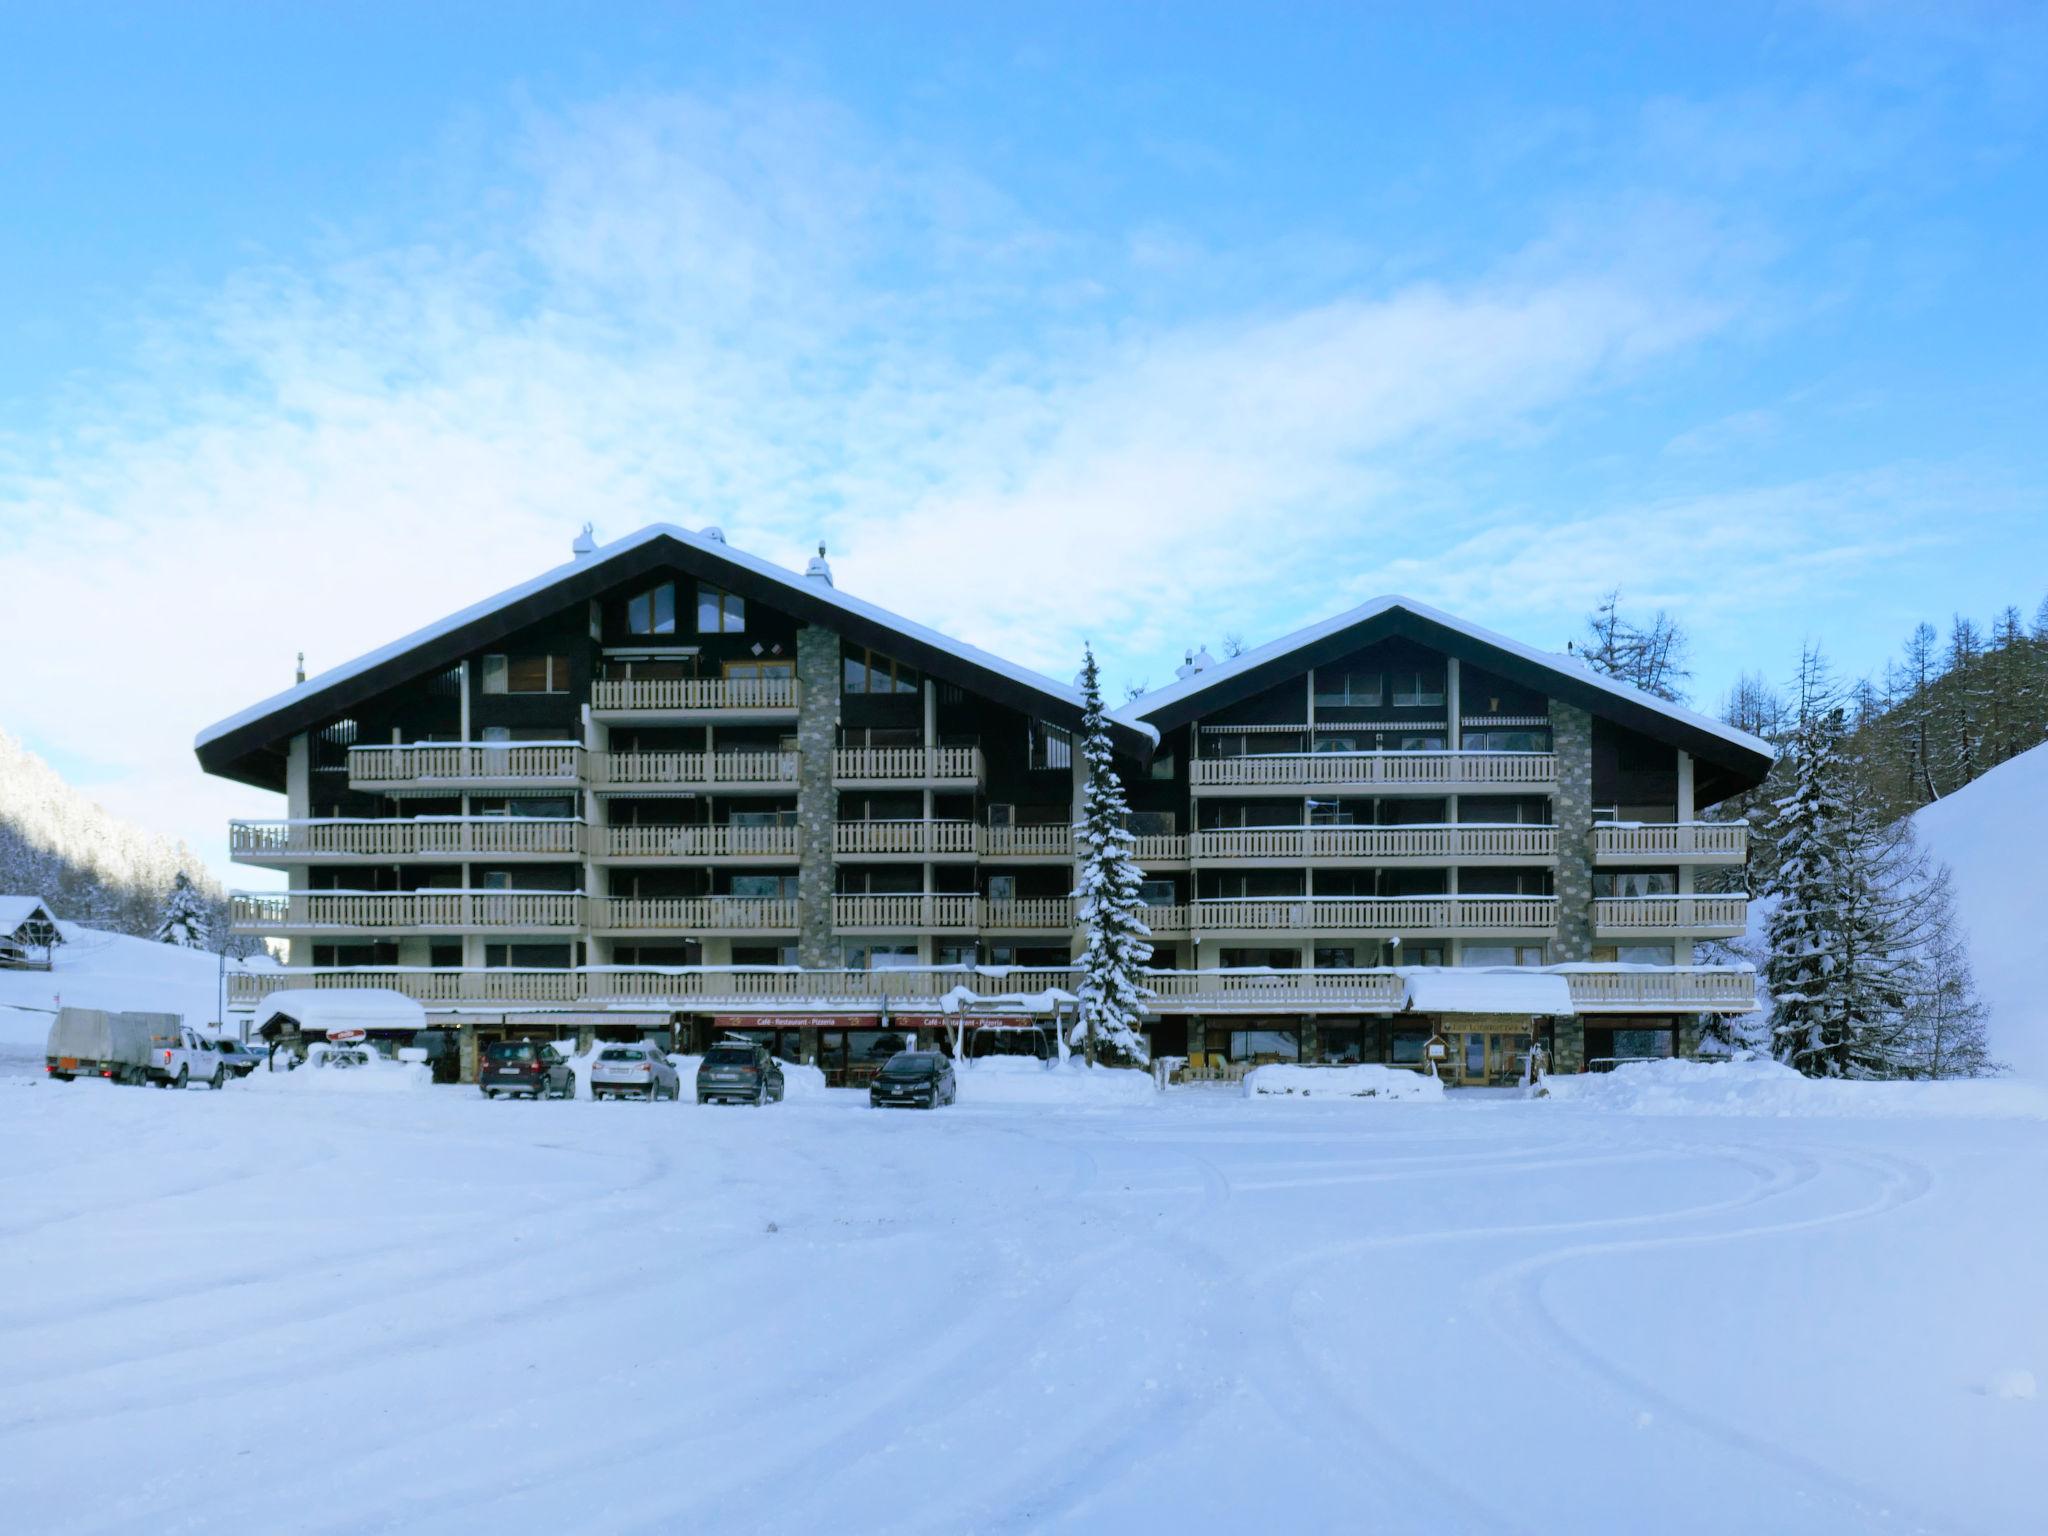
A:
237 1053 432 1095
1242 1064 1445 1102
954 1060 1156 1106
1543 1057 2048 1118
1913 742 2048 1079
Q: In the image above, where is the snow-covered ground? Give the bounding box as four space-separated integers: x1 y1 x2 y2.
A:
1914 740 2048 1079
3 1067 2043 1534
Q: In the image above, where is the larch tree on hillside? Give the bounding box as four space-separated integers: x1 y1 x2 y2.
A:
1070 647 1152 1067
154 870 213 950
1577 590 1693 702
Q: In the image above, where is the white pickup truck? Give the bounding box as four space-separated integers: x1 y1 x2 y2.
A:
149 1024 229 1089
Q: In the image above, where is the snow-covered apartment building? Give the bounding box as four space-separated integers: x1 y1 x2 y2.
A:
199 524 1771 1085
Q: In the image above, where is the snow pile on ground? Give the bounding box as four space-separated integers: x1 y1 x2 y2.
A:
1242 1063 1446 1101
1544 1057 2048 1118
1913 741 2048 1079
774 1060 829 1098
955 1058 1156 1105
237 1052 432 1095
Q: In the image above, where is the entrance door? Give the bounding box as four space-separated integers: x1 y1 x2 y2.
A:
1451 1030 1532 1087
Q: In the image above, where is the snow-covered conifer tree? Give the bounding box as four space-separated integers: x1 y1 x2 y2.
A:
1899 863 1998 1078
154 870 213 950
1070 647 1151 1066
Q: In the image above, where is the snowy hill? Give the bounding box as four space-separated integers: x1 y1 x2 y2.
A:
0 726 213 896
1913 741 2048 1080
0 921 268 1075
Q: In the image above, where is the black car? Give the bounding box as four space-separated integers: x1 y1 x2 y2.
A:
480 1039 576 1099
697 1041 786 1105
869 1051 957 1110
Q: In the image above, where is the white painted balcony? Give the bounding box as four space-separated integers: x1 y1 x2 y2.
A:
590 750 800 793
1138 903 1191 937
230 818 584 863
590 677 800 716
1192 896 1557 936
835 821 981 858
1592 823 1749 864
982 897 1077 931
347 742 582 793
1564 968 1756 1012
1147 969 1407 1011
832 894 984 931
598 824 800 860
1190 825 1556 863
1191 750 1555 793
587 896 800 933
1593 895 1749 937
831 746 984 785
232 890 583 933
1131 833 1191 866
982 824 1078 860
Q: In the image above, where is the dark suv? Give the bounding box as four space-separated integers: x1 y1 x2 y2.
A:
869 1051 957 1110
480 1039 576 1100
696 1041 786 1106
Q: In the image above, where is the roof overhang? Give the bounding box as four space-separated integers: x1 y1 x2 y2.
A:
196 525 1153 790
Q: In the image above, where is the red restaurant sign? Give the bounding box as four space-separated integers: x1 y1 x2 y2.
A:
712 1014 1045 1032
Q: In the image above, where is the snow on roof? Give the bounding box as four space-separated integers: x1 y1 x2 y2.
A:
1398 967 1574 1016
1115 594 1769 760
253 988 428 1036
0 895 60 936
196 523 1155 751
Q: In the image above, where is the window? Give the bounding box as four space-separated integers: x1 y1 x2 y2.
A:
934 943 978 967
724 659 794 686
1596 870 1678 898
1399 944 1448 966
1307 799 1360 826
1459 944 1547 966
1149 751 1176 781
1312 734 1368 754
697 584 745 634
843 943 920 970
1592 943 1677 966
1224 1027 1300 1064
732 944 797 967
1314 945 1358 969
1126 810 1178 837
1390 670 1446 707
1314 669 1382 708
626 582 677 636
484 943 573 968
1462 796 1551 825
1138 880 1177 906
481 654 571 694
1027 720 1073 771
1465 728 1551 753
842 646 919 695
1389 732 1447 751
730 874 799 900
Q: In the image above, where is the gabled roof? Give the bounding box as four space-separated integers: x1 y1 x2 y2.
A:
0 895 61 938
1117 595 1773 797
196 524 1153 789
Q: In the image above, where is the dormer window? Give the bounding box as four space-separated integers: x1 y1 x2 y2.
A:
626 582 677 636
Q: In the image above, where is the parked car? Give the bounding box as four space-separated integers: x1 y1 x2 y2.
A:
696 1041 786 1106
591 1044 680 1101
480 1039 576 1099
869 1051 957 1110
212 1038 266 1079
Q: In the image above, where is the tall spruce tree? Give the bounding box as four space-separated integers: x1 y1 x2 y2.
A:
1070 647 1152 1066
153 870 213 950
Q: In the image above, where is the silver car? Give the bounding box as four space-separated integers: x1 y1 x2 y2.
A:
590 1044 680 1101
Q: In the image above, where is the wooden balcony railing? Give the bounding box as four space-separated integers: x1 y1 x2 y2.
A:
230 818 584 861
590 750 800 791
1139 903 1191 936
832 746 984 783
982 897 1076 930
590 677 799 713
1191 751 1556 790
834 821 981 857
1593 896 1749 935
587 896 801 932
232 891 583 932
228 962 1758 1014
1592 824 1750 862
598 824 799 859
1131 833 1190 864
1189 825 1556 861
982 824 1077 859
832 894 985 931
347 743 582 789
1192 897 1557 934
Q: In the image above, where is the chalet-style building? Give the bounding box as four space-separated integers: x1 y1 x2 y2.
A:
198 523 1771 1085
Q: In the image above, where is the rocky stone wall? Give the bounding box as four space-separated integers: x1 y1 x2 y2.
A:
796 625 842 969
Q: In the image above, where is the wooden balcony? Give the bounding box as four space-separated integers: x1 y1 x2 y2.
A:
831 746 984 786
1564 968 1756 1012
1132 833 1190 867
227 962 1756 1015
1192 897 1557 937
590 750 800 794
1191 750 1555 794
1593 895 1748 938
1140 903 1191 938
982 897 1076 932
1190 825 1555 864
347 743 582 794
590 677 799 719
587 896 800 934
1592 823 1749 864
983 824 1078 860
230 818 584 864
835 821 981 859
597 824 799 861
232 891 583 934
832 894 984 932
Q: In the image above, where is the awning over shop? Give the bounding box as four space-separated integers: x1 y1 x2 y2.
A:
1398 969 1573 1017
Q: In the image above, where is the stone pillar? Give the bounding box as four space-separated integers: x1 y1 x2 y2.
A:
1550 700 1595 963
1677 1015 1703 1060
1299 1014 1319 1063
457 1022 479 1084
795 625 842 970
1551 1015 1585 1074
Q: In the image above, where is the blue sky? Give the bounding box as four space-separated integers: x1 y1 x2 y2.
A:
1 2 2044 880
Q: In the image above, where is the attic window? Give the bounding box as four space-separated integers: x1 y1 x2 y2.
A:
697 585 745 634
627 582 677 636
